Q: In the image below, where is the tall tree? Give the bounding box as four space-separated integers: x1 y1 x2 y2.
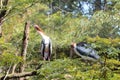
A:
19 21 30 80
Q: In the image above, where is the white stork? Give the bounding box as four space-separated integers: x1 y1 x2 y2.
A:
34 25 52 61
71 42 100 62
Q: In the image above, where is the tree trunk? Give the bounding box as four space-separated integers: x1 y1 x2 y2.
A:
103 0 107 11
94 0 101 11
19 21 30 80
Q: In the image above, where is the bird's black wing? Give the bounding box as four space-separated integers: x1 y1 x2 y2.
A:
41 40 45 57
76 45 99 60
49 39 52 54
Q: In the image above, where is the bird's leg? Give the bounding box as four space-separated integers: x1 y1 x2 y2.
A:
43 57 46 61
48 58 50 61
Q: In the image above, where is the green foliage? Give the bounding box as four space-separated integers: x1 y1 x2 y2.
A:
31 58 120 80
0 28 23 67
87 36 120 59
0 53 22 66
0 0 120 79
36 58 92 80
106 59 120 71
89 11 120 38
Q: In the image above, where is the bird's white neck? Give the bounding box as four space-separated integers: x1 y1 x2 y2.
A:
38 31 50 44
36 30 47 38
38 31 46 38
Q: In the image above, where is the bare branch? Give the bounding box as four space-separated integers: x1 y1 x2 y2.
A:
3 64 12 80
0 64 43 80
0 70 37 80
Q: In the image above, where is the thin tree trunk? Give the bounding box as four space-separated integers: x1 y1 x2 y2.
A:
3 64 12 80
11 64 17 74
70 48 73 58
11 49 19 74
94 0 101 11
103 0 107 11
19 21 30 80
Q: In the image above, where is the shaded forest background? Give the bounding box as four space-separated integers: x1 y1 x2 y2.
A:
0 0 120 80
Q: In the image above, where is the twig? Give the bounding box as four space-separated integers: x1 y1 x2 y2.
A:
3 64 12 80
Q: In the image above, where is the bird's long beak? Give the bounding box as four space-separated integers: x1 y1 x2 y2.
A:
34 25 40 29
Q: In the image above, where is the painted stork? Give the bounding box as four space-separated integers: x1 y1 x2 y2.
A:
71 42 100 62
34 25 52 61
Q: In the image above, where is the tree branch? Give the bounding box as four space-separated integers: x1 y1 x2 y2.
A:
0 64 43 80
3 64 12 80
0 70 37 80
